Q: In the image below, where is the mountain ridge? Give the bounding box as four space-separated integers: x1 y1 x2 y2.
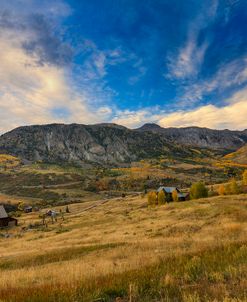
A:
1 123 247 165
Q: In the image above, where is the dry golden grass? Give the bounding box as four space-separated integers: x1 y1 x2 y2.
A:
0 154 20 168
0 194 247 301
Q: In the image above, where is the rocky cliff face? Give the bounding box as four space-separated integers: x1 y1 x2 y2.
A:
137 124 247 151
0 123 247 165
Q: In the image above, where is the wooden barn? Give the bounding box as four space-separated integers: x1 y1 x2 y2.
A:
0 205 18 227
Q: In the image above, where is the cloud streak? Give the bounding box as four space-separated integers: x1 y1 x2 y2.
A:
166 1 218 81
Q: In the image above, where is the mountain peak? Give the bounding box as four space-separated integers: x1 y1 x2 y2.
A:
137 123 163 131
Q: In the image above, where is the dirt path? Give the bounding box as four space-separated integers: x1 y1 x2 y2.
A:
21 181 83 189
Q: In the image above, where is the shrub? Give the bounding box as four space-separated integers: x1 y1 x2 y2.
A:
158 190 166 205
190 182 208 200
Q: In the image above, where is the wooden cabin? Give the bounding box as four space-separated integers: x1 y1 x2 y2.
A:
157 186 189 202
0 205 18 227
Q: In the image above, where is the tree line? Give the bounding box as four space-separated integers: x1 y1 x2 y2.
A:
147 170 247 206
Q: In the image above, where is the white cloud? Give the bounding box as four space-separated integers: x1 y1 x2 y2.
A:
0 27 112 134
181 56 247 104
167 35 208 80
158 100 247 130
112 86 247 130
166 0 218 81
112 108 163 128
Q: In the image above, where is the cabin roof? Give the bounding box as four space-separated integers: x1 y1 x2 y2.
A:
177 192 189 198
157 186 178 193
0 205 8 219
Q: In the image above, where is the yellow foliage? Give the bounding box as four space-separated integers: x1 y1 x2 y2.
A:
217 185 225 196
242 170 247 186
229 179 241 195
172 190 178 202
0 154 20 168
147 191 157 207
158 190 166 205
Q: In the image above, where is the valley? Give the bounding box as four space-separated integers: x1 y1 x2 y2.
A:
0 124 247 302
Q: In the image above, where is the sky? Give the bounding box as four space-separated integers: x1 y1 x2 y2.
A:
0 0 247 133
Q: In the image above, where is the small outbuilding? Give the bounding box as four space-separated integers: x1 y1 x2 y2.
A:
177 192 190 201
24 206 33 213
0 205 18 227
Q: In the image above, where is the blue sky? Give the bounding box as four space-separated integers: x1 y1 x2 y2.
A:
0 0 247 132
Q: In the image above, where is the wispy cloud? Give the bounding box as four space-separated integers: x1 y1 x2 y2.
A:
167 35 208 80
128 58 147 85
180 56 247 105
166 0 218 81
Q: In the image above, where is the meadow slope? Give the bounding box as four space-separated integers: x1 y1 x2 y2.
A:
0 194 246 301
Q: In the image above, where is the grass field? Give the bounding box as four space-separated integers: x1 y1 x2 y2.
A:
0 194 246 301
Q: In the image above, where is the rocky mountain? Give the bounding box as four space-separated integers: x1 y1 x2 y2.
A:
137 124 247 151
0 123 247 165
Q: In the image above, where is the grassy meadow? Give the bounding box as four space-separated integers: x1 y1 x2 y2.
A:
0 194 246 301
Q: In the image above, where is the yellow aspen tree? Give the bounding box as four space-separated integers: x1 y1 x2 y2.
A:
148 191 157 207
158 190 166 205
172 190 178 202
242 170 247 186
229 178 240 194
217 184 225 196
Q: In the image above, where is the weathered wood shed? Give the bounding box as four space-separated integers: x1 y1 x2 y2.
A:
0 205 18 227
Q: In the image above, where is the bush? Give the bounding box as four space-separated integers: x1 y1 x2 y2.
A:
190 182 208 200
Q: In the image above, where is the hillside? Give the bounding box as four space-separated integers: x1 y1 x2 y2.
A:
1 123 247 166
0 194 246 301
224 144 247 164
